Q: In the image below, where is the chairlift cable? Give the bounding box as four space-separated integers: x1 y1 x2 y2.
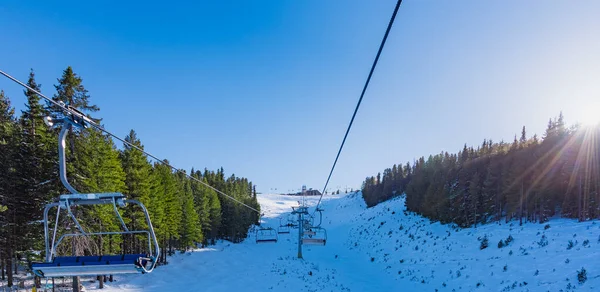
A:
0 69 261 215
313 0 403 215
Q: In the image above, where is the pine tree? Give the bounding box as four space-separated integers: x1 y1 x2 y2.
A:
14 70 57 264
178 176 202 249
381 168 394 202
71 128 127 256
556 112 566 136
520 126 527 147
190 170 211 246
120 130 153 253
153 162 181 261
0 90 19 287
51 67 100 292
0 90 15 213
206 187 221 245
544 118 556 139
482 157 503 222
52 66 99 115
75 128 126 193
469 171 482 226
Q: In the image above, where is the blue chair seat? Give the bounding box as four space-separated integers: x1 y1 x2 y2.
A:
31 254 153 277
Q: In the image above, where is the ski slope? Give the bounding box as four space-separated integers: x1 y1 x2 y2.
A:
82 192 600 291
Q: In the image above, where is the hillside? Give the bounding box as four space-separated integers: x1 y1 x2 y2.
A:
77 192 599 291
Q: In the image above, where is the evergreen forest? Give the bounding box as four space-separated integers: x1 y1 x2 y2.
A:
362 114 600 227
0 67 260 286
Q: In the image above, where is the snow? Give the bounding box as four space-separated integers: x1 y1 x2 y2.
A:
13 192 599 291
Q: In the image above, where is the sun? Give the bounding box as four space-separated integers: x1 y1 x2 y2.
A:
579 102 600 126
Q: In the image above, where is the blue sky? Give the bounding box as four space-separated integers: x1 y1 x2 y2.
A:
1 1 599 194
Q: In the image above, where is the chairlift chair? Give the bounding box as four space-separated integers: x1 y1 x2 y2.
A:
255 227 278 243
287 214 298 228
301 227 327 246
30 114 160 278
301 207 326 245
278 218 290 234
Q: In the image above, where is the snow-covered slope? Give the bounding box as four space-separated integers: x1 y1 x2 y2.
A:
82 192 599 291
345 195 600 291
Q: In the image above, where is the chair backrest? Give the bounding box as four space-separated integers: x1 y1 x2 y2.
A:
256 227 278 243
302 227 327 246
278 225 290 234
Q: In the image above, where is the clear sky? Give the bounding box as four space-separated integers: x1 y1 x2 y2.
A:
1 1 599 194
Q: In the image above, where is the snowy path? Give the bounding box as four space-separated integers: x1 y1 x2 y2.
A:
85 193 396 292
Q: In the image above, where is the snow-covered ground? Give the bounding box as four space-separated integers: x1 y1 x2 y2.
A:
60 192 600 291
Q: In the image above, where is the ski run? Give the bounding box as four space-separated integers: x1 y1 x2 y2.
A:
69 192 598 291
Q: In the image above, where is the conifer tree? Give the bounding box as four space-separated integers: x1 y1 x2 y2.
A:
14 70 57 263
469 171 482 226
520 126 527 147
482 157 503 221
71 128 127 257
0 90 15 213
178 175 202 249
120 130 153 253
21 70 49 136
190 170 211 246
206 187 222 245
52 66 99 114
0 90 18 287
364 113 600 227
153 162 181 261
51 67 100 292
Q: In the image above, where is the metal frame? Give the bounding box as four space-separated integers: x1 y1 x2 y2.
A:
42 196 160 270
33 114 160 277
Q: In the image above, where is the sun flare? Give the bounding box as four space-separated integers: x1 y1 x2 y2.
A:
579 102 600 126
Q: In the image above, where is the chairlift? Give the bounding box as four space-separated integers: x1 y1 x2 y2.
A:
255 227 278 243
302 227 327 246
287 213 298 228
30 114 159 278
278 218 290 234
301 208 326 246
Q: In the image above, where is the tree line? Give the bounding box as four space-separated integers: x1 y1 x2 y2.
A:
0 67 260 287
362 114 600 228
